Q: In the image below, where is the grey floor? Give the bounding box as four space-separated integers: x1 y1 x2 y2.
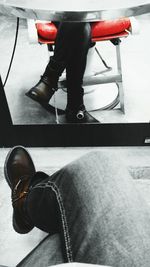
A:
1 14 150 124
1 146 150 266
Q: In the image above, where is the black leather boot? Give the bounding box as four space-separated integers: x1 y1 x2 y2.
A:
65 86 87 122
26 57 65 106
66 104 86 123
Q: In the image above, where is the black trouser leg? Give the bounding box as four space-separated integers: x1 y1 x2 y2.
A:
25 172 59 234
53 22 91 109
66 22 91 109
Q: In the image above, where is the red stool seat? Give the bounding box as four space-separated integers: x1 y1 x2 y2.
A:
36 18 131 44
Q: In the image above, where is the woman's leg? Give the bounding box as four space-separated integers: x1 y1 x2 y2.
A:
66 23 91 113
25 151 150 267
27 22 91 121
55 22 91 121
26 22 67 105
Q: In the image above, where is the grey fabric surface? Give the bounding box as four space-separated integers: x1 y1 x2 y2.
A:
48 151 150 266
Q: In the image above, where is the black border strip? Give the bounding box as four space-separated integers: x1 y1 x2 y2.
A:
1 123 150 147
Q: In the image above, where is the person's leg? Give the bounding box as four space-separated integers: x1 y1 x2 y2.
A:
24 151 150 266
55 152 150 266
25 22 70 105
26 22 91 121
65 22 91 121
4 146 64 267
54 22 91 122
6 147 150 266
51 151 150 267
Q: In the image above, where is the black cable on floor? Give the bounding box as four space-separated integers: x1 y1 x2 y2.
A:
3 17 20 88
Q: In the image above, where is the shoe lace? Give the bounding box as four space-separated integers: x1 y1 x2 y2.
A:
12 175 29 204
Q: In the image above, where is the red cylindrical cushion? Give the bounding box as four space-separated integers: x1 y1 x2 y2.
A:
91 18 131 38
36 22 57 40
36 18 131 41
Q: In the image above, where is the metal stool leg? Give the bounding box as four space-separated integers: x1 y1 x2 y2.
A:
116 43 125 113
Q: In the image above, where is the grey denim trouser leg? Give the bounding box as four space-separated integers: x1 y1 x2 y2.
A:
26 151 150 267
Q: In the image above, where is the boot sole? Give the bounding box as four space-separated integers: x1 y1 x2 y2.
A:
25 91 49 106
26 91 65 115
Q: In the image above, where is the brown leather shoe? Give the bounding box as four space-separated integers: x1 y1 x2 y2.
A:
4 146 36 234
